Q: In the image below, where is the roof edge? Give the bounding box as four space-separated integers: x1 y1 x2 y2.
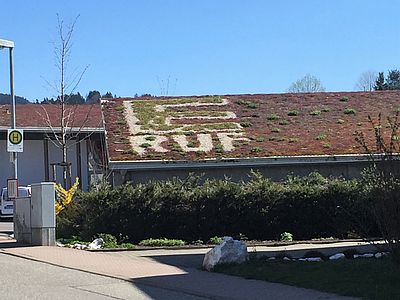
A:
0 127 104 133
108 153 383 170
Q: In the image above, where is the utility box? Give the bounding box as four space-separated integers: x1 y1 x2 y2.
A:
14 182 56 246
30 182 56 246
14 197 32 244
31 183 55 227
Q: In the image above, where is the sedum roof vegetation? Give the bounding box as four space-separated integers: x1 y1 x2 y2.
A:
101 91 400 162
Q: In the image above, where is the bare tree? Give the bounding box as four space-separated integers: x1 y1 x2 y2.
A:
355 70 378 91
157 75 178 96
288 74 326 93
40 15 90 188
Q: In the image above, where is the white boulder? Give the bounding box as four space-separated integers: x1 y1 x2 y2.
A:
88 238 104 250
329 253 345 260
203 236 248 271
304 257 323 262
354 253 374 259
283 256 292 261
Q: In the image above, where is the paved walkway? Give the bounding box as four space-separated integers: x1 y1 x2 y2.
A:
0 252 204 300
0 239 362 300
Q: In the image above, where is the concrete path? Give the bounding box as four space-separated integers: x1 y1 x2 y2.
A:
0 243 360 300
0 252 204 300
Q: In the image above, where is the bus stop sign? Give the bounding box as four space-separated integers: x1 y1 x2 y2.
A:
7 129 23 152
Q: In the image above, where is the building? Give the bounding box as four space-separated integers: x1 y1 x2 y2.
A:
101 91 400 185
0 103 104 191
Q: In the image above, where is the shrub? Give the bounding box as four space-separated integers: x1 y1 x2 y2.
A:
139 238 186 247
271 128 280 133
96 233 118 248
145 136 156 141
251 146 262 153
310 110 321 116
57 173 373 244
267 114 280 120
323 143 331 149
344 108 356 115
237 99 258 109
209 236 223 245
279 119 289 125
316 133 327 140
340 96 349 102
355 112 400 263
140 143 152 148
288 110 299 116
280 232 293 242
114 105 125 112
119 243 135 249
240 121 252 128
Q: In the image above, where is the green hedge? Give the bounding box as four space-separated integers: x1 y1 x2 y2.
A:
57 172 377 243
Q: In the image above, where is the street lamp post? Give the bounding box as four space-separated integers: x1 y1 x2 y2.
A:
0 39 17 179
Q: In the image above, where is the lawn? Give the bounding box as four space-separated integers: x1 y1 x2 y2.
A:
214 258 400 300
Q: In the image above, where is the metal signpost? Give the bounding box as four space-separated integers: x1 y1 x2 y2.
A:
0 39 18 185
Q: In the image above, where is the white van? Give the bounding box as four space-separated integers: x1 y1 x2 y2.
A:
0 186 31 218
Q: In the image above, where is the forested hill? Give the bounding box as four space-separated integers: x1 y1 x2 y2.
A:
0 93 30 104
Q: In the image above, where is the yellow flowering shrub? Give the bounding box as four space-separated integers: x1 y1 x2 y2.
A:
55 178 79 215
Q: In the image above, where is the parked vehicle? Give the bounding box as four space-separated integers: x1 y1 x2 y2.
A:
0 186 31 218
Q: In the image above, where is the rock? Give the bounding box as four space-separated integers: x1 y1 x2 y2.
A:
354 253 374 259
305 257 323 262
267 257 276 261
329 253 345 260
56 242 65 247
203 236 248 271
283 256 292 261
299 257 322 262
72 243 88 250
88 238 104 250
374 252 388 259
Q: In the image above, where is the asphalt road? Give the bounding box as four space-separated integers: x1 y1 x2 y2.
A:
0 221 13 234
0 253 205 300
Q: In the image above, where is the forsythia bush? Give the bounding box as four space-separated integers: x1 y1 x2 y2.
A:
55 178 79 215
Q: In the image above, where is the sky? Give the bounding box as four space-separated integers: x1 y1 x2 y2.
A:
0 0 399 101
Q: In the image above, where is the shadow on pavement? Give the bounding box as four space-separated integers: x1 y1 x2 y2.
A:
127 251 359 300
146 253 205 269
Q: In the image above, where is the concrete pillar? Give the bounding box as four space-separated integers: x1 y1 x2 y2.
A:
30 182 56 246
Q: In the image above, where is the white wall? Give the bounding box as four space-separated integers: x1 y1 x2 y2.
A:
0 139 89 190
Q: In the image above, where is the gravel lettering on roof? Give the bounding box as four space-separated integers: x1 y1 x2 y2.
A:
102 91 400 162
